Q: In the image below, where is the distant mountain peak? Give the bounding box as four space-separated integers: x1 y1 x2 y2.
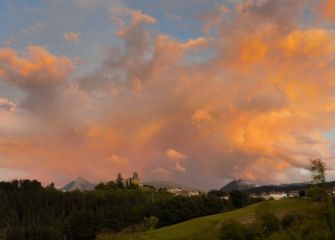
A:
220 179 255 193
75 176 88 183
62 177 95 191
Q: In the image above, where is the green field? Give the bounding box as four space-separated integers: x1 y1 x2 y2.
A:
97 199 308 240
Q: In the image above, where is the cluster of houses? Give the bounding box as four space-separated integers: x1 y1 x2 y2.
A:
250 191 301 200
166 187 200 197
125 173 200 196
248 187 335 200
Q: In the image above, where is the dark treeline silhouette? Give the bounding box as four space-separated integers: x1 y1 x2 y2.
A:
0 179 228 240
243 181 335 195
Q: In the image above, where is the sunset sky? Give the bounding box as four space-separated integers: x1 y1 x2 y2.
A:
1 0 335 190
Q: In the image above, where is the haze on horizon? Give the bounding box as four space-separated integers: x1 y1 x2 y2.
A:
1 0 335 190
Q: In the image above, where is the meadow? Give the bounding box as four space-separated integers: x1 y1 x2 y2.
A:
98 198 307 240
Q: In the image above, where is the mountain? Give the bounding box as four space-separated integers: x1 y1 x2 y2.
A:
143 180 200 192
62 177 96 191
220 180 256 193
221 181 335 194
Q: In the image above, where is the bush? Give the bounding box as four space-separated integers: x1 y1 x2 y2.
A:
255 203 280 235
144 216 159 230
281 213 302 230
307 187 327 202
220 220 247 240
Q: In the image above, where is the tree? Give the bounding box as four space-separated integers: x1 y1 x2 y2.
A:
95 182 105 190
116 173 124 189
306 159 335 239
307 159 327 201
298 190 306 198
69 211 99 240
230 190 248 208
308 159 326 185
105 181 117 190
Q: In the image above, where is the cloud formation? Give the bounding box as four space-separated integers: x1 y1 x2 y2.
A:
1 0 335 189
0 98 16 112
63 32 81 43
166 149 187 161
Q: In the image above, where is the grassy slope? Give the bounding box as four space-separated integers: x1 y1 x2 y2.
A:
97 199 308 240
145 199 307 240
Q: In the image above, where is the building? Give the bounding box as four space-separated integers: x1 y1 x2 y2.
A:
124 172 143 188
251 192 287 200
287 191 300 198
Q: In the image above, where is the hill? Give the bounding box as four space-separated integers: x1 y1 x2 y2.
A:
220 180 255 193
146 199 307 240
97 199 307 240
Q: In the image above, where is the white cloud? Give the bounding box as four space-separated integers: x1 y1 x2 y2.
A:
0 98 17 112
175 162 187 173
166 149 187 160
63 32 81 43
106 154 128 167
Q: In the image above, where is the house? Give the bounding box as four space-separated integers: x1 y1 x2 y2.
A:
288 191 300 198
251 192 287 200
167 187 200 197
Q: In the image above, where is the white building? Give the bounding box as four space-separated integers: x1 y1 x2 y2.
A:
252 192 287 200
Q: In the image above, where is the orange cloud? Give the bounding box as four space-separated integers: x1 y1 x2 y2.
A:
2 1 335 189
192 108 213 123
321 0 335 21
175 162 187 173
166 149 187 161
0 46 74 87
107 154 129 168
240 37 268 63
282 29 335 57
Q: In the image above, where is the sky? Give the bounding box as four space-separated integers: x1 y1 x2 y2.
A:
1 0 335 190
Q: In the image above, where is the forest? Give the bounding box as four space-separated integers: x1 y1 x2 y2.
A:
0 179 227 240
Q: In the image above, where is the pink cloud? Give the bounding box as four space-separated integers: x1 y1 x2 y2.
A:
2 1 335 189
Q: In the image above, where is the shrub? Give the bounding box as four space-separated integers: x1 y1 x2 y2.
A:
220 220 247 240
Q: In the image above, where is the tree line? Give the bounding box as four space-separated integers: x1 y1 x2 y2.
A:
0 178 229 240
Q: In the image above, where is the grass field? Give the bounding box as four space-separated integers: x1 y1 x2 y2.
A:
97 199 308 240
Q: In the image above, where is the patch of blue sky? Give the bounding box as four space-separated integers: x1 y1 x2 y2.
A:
323 130 335 141
0 0 239 76
0 1 47 46
0 81 25 103
125 0 227 41
322 129 335 141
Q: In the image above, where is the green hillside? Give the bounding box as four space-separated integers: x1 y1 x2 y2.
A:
98 199 307 240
